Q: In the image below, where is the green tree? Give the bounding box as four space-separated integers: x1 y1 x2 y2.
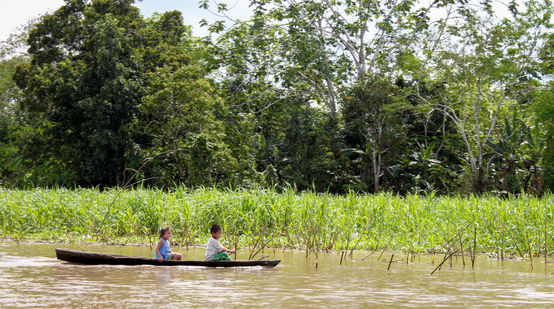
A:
123 10 237 188
536 16 554 192
0 57 27 185
0 20 37 186
423 0 553 192
135 63 234 187
274 100 346 192
385 79 464 194
205 0 454 116
487 107 545 194
342 76 410 193
534 84 554 192
138 11 192 73
13 0 144 186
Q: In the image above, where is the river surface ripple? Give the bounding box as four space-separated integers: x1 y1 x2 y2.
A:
0 242 552 308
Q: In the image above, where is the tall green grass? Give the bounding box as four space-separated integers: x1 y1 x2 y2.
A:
0 187 551 256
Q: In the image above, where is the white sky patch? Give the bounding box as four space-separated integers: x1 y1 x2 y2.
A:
0 0 65 41
138 0 253 36
1 1 536 42
0 0 253 41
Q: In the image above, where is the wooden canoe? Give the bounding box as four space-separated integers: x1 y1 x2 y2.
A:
55 248 280 268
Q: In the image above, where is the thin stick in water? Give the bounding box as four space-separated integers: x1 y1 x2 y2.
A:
431 249 459 275
387 254 394 271
539 212 548 264
501 229 504 261
459 234 465 267
472 225 477 270
529 245 533 272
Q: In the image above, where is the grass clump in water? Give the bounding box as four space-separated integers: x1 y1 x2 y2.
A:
0 187 551 258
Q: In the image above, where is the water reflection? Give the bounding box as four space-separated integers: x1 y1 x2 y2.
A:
0 242 552 308
154 267 171 285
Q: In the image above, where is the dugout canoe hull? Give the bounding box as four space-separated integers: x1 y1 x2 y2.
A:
55 248 280 267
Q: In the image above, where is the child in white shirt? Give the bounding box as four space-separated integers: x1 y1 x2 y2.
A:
205 224 236 261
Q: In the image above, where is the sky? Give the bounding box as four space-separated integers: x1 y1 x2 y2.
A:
0 0 253 41
0 0 536 43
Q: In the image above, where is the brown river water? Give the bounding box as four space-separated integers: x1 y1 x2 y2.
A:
0 242 552 308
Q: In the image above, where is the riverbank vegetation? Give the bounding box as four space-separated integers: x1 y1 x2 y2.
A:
0 0 553 195
1 188 551 258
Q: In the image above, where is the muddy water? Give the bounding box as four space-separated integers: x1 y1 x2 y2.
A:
0 242 552 308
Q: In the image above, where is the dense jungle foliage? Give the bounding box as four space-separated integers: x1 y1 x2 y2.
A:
0 0 553 195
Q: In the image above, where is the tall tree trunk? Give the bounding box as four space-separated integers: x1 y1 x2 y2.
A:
372 147 380 193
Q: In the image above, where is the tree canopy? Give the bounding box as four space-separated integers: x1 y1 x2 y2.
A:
0 0 552 194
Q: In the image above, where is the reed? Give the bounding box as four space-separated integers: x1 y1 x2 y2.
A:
0 187 551 258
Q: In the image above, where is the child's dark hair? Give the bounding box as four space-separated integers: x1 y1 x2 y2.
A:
159 226 171 238
210 224 222 234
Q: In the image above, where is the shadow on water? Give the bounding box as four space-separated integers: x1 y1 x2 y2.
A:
0 242 552 308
